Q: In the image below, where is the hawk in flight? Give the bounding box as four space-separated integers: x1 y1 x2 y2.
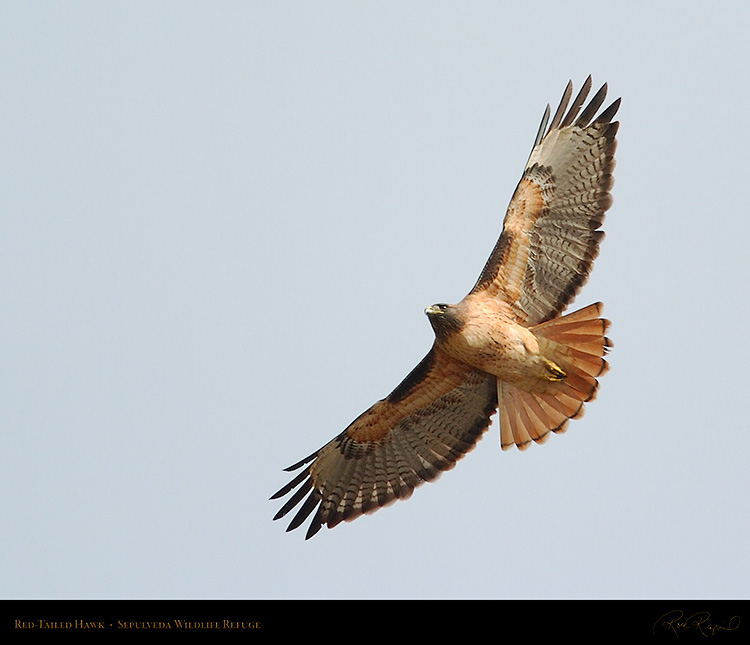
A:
272 77 619 539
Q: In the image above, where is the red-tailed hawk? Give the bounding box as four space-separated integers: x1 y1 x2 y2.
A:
271 77 619 539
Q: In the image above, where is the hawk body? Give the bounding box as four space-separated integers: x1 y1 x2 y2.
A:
272 78 619 539
427 294 544 387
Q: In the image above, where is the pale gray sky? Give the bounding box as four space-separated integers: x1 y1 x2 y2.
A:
2 2 749 599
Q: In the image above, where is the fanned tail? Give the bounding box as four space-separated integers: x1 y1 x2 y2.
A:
498 302 612 450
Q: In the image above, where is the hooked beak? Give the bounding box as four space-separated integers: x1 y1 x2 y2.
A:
424 305 444 316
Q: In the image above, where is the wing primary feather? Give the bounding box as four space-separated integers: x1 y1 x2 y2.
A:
559 74 592 128
285 489 322 534
574 83 608 127
595 98 621 124
272 478 312 520
305 508 327 540
269 469 309 501
282 451 318 473
547 80 573 132
528 104 551 161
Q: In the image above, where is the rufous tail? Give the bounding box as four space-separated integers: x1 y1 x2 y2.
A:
498 302 612 451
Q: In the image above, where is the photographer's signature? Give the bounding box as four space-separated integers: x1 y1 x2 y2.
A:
653 610 740 638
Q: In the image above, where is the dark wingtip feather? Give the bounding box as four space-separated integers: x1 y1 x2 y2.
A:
595 97 621 124
270 468 309 501
529 103 551 158
559 75 592 128
547 80 573 132
304 517 324 540
575 83 608 127
272 477 312 519
285 489 321 533
283 451 318 472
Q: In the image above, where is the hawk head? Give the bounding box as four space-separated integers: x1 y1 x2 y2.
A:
425 303 464 338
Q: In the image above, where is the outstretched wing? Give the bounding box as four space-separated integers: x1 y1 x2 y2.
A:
471 76 620 325
271 348 496 539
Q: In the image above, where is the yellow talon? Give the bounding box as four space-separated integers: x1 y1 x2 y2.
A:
544 360 567 381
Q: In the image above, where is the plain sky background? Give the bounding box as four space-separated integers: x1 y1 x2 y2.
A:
3 2 749 600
